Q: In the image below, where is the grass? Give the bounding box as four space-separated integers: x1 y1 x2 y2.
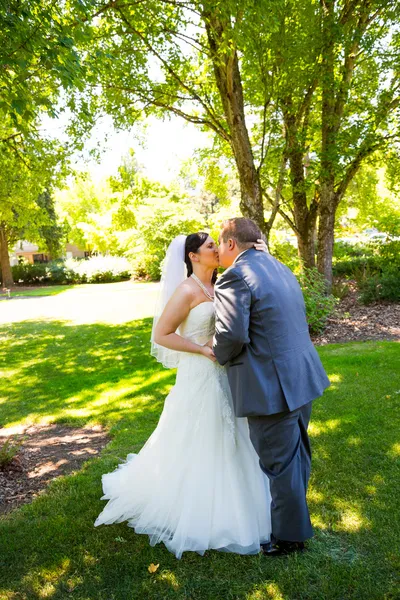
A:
0 315 399 599
8 285 77 298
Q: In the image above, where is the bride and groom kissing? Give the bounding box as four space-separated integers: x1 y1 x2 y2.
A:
95 217 330 559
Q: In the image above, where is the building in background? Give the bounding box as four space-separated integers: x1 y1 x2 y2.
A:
10 241 89 266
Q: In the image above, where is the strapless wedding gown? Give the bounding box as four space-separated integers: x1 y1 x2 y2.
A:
94 302 271 558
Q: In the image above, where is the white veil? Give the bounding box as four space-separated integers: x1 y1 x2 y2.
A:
151 235 187 368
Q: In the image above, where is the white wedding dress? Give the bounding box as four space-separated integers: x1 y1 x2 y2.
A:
94 301 271 558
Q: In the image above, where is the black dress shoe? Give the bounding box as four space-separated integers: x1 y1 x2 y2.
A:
261 539 305 556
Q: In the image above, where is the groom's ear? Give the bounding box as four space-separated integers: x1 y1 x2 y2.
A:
228 238 235 250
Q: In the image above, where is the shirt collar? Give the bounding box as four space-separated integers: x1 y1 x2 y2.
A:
233 248 251 265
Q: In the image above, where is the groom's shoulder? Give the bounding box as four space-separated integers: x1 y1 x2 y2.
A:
235 248 274 273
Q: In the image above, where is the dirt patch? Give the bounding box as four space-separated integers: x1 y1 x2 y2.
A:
0 424 110 515
313 284 400 345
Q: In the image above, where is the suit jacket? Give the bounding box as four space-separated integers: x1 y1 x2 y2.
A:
213 248 330 416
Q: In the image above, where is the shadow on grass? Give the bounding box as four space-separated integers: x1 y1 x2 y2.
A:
0 326 399 599
0 318 174 431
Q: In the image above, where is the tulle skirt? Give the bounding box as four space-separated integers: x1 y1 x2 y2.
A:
94 354 271 558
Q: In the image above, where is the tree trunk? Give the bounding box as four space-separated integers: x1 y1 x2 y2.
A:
203 10 266 234
297 226 316 269
317 185 337 289
284 109 317 268
318 1 337 289
0 224 14 288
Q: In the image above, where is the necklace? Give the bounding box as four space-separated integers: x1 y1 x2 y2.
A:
191 273 215 301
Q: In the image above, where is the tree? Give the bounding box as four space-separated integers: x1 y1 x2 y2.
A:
0 0 93 136
316 0 400 285
0 120 68 286
75 0 400 286
36 189 65 259
70 0 275 238
56 152 158 256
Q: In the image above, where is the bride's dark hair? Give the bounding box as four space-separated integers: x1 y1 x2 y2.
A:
185 232 218 284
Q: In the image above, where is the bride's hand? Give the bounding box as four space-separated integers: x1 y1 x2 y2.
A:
200 344 217 362
254 238 269 253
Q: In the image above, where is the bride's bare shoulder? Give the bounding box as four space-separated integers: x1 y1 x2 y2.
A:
175 278 197 299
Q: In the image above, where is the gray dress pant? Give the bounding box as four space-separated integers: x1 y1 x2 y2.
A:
247 402 313 542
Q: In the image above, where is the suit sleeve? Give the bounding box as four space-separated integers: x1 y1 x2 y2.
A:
212 268 251 366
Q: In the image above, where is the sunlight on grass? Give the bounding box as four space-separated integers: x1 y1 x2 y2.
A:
21 558 71 599
3 366 172 429
309 419 341 436
388 442 400 458
247 582 285 600
308 488 324 503
157 570 180 590
326 373 342 383
0 309 399 600
336 505 370 532
310 514 329 530
347 436 362 446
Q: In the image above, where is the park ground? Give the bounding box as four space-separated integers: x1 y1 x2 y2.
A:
0 282 399 600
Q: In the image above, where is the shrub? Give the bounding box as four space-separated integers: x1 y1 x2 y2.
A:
300 268 338 335
360 266 400 304
12 256 132 286
333 238 400 305
331 279 351 300
270 240 300 273
0 436 23 469
12 263 51 284
127 205 203 280
65 256 132 283
332 242 377 277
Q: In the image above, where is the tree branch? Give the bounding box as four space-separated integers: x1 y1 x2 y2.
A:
114 6 228 141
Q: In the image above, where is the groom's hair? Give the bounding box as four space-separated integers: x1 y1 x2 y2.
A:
220 218 262 249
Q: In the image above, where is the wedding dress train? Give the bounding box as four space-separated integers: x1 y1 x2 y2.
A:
95 302 271 558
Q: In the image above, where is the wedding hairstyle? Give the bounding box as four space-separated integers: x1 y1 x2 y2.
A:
184 232 218 284
220 218 262 249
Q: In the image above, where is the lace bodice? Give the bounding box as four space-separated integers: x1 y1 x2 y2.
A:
179 301 215 346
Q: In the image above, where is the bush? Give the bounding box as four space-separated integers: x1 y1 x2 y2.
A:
12 263 51 284
332 242 377 277
65 256 132 283
127 205 203 280
12 256 132 286
300 268 338 335
270 240 300 273
333 238 400 306
360 266 400 304
0 436 24 469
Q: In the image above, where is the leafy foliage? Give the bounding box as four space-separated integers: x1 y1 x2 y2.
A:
333 235 400 304
127 199 204 280
0 436 23 469
360 267 400 304
12 256 132 286
300 268 338 335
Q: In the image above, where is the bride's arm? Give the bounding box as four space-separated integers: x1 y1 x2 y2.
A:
154 286 216 361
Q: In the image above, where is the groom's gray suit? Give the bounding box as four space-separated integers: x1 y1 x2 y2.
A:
212 248 330 542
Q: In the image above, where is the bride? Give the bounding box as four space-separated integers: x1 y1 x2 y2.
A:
94 232 272 558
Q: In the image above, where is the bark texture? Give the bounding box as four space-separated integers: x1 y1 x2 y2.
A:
0 224 13 288
203 9 266 234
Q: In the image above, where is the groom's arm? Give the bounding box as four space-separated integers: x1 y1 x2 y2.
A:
212 269 251 366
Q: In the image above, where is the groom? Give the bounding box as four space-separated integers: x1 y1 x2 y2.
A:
212 217 330 556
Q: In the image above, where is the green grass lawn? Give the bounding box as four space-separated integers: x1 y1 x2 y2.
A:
0 317 399 600
9 285 77 298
